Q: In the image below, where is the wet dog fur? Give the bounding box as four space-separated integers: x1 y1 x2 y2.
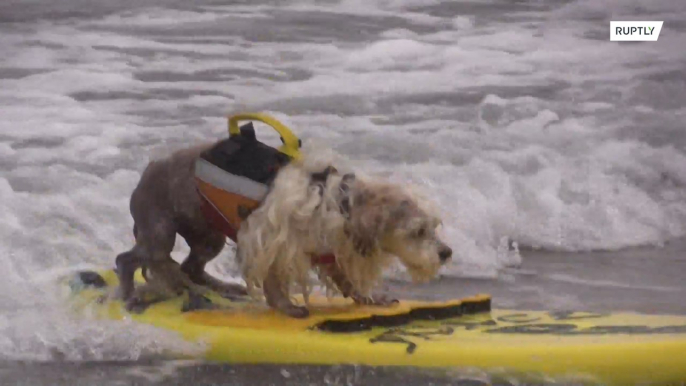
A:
236 151 453 318
114 143 452 317
114 143 247 311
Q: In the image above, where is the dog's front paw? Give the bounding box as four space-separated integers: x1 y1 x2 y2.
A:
353 293 399 306
214 283 249 299
281 304 310 319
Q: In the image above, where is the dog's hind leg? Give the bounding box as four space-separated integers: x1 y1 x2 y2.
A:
121 272 176 313
129 256 210 312
121 217 198 311
115 244 144 301
180 230 248 299
114 223 151 301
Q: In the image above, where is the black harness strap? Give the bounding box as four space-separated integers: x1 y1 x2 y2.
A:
309 166 355 218
339 173 355 218
310 166 338 184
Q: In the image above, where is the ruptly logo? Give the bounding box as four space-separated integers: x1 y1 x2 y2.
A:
611 21 663 41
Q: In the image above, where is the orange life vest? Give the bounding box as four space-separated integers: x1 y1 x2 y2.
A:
194 122 289 242
194 123 337 265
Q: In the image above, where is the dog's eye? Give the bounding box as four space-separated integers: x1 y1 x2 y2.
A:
415 228 426 238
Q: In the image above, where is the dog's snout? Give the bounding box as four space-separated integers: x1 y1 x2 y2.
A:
439 246 452 263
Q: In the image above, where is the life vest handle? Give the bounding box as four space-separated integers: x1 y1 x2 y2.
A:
228 113 302 160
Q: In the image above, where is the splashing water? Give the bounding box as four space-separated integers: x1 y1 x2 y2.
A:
0 0 685 361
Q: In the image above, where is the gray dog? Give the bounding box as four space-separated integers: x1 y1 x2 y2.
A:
115 143 249 310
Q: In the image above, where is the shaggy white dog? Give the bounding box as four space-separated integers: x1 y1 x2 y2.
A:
237 149 453 318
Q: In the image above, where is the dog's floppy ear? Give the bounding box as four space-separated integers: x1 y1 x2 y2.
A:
390 200 412 221
346 190 386 257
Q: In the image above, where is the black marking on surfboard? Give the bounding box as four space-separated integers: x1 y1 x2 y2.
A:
484 323 577 334
484 323 686 335
496 313 542 324
369 310 686 354
370 327 455 354
70 271 107 291
548 310 609 320
443 319 498 330
313 297 491 333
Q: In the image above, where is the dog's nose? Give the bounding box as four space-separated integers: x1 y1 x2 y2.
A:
439 247 452 263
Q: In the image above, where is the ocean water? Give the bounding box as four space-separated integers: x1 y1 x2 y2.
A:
1 0 686 377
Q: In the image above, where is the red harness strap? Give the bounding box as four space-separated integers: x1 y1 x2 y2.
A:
310 253 337 265
198 190 336 265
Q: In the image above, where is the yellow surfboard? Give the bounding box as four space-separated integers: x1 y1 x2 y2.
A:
66 270 686 386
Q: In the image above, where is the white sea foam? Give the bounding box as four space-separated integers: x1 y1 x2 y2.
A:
1 0 685 360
